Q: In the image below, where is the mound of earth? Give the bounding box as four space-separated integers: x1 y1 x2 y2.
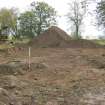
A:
29 26 71 48
29 26 103 48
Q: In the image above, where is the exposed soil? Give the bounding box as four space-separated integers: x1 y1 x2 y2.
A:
0 27 105 104
0 48 105 105
29 26 103 48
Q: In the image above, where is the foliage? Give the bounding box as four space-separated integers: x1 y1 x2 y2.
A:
96 0 105 29
18 11 35 38
0 8 18 37
67 0 87 39
18 1 57 38
71 31 82 39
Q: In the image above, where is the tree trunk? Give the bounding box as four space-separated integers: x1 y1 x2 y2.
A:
76 25 79 39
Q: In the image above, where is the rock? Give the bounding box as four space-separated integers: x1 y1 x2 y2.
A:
35 63 48 69
57 97 65 102
46 100 58 105
0 101 6 105
0 76 19 89
0 88 9 96
0 88 10 104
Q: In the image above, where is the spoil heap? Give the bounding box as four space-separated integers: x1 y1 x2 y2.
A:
29 26 103 48
29 26 71 48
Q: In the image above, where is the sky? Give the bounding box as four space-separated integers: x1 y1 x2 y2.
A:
0 0 102 39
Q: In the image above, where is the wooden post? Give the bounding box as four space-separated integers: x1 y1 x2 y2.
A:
29 47 31 71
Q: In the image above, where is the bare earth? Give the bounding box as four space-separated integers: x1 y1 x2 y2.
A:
0 47 105 105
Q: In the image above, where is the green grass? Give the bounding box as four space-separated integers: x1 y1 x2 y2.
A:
0 38 30 50
13 38 30 44
93 40 105 45
0 43 13 50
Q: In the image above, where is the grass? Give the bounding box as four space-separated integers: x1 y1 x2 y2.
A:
0 43 13 50
13 38 30 44
0 38 30 50
93 39 105 45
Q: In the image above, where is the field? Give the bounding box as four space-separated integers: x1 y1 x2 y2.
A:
0 27 105 105
0 47 105 105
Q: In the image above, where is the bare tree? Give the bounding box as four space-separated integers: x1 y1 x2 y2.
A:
67 0 87 39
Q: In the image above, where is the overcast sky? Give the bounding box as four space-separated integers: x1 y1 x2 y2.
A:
0 0 102 39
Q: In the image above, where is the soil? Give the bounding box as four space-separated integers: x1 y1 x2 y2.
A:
0 27 105 104
0 48 105 105
29 26 103 48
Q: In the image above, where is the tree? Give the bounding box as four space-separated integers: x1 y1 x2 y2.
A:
67 0 87 39
96 0 105 30
0 8 18 37
18 11 35 38
18 1 57 38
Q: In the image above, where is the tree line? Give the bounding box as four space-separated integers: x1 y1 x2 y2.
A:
0 1 57 40
0 0 105 40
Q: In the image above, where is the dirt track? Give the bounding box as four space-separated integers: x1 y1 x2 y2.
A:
0 48 105 105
